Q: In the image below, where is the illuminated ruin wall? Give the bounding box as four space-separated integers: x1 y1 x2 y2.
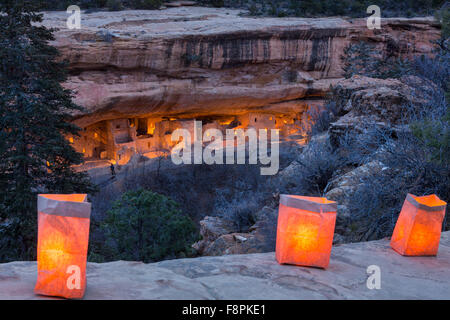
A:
47 10 440 167
70 109 317 165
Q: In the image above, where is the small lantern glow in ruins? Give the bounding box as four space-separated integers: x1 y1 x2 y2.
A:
35 194 91 299
276 195 337 269
391 194 447 256
147 122 156 135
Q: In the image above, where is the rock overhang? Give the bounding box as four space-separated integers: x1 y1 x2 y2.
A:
37 8 441 165
41 9 439 125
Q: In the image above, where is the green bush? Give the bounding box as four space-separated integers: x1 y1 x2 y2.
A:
106 0 123 11
411 111 450 165
130 0 163 9
39 0 448 16
229 0 445 18
198 0 224 8
91 189 198 263
0 0 96 262
436 7 450 39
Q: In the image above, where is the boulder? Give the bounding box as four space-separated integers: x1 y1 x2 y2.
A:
196 206 278 256
327 161 385 194
202 233 258 255
192 216 238 254
328 75 427 146
326 160 386 225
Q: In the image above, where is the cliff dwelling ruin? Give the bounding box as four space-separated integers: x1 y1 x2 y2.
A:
43 7 439 169
69 111 314 166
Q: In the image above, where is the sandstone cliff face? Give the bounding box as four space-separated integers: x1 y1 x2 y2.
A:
327 75 429 147
42 8 440 128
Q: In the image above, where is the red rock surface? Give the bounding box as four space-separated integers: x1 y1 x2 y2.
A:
1 232 449 299
41 8 440 127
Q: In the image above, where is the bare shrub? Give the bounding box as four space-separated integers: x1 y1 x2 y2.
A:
277 138 345 197
214 191 262 232
344 126 449 241
90 189 198 263
337 29 450 240
337 122 393 166
88 141 302 259
304 99 339 136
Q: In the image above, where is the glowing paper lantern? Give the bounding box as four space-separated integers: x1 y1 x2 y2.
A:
390 194 446 256
35 194 91 299
276 195 337 269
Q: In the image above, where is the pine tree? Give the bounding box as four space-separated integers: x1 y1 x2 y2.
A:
0 0 96 262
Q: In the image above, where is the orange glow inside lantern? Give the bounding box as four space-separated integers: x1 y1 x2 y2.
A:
391 194 446 256
35 194 91 299
276 195 337 269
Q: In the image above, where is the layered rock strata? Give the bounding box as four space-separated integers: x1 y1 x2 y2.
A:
42 8 440 164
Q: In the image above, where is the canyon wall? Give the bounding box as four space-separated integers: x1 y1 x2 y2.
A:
42 7 440 163
46 8 440 124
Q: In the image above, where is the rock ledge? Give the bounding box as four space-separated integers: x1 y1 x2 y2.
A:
1 232 449 299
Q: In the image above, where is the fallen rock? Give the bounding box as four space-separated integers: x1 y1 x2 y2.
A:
326 160 385 205
199 216 237 241
203 230 274 256
192 216 238 254
2 232 449 299
332 76 419 114
233 235 247 243
196 205 278 256
203 233 249 255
